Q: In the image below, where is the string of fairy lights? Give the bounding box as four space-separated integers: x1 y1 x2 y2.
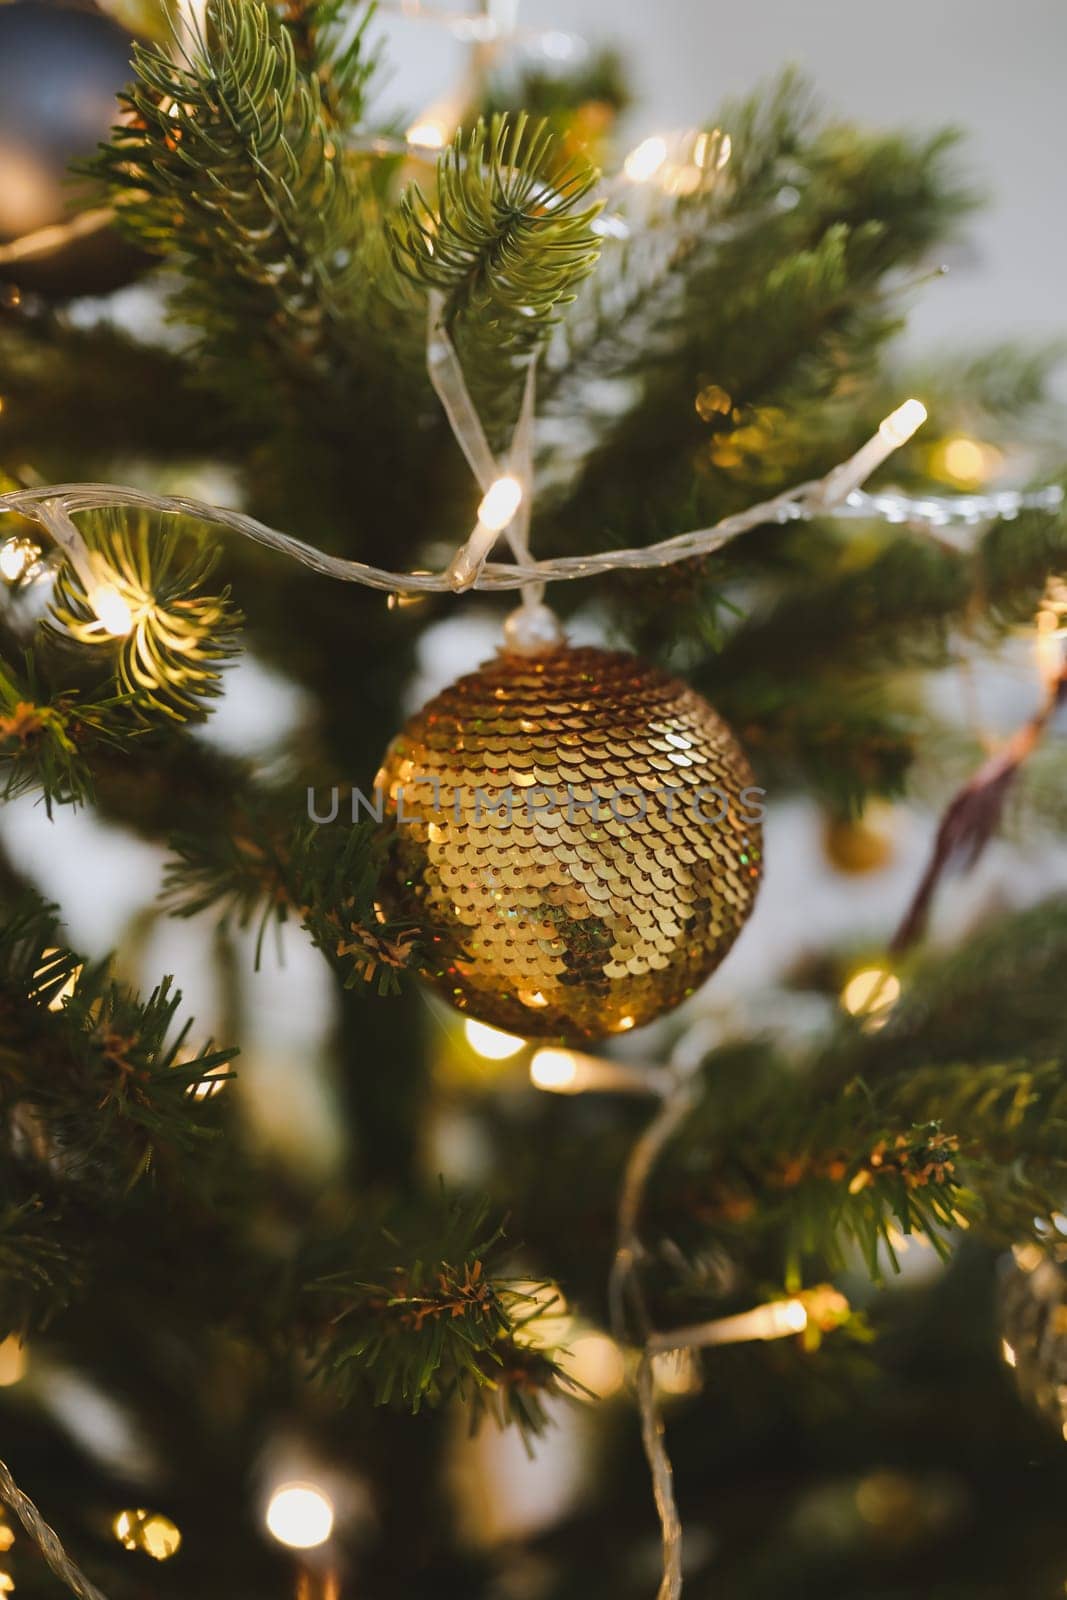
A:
2 5 1067 1600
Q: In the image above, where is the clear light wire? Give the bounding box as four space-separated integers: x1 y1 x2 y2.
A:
3 433 1045 607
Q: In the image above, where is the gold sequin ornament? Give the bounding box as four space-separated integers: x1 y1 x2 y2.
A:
374 641 762 1041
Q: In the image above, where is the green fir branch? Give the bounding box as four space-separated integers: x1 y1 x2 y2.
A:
0 898 236 1193
308 1198 578 1442
95 0 379 415
166 808 420 992
0 656 129 812
390 113 601 426
48 511 242 725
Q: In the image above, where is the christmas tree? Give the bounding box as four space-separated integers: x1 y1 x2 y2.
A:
1 3 1067 1596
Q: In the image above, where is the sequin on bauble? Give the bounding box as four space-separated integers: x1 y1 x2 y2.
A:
374 644 762 1041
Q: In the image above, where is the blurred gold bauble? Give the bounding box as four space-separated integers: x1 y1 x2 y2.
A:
375 642 762 1041
822 806 894 875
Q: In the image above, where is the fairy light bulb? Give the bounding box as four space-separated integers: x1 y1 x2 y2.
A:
447 477 525 591
477 476 523 534
563 1332 626 1396
817 398 929 510
774 1299 809 1335
624 136 668 183
841 966 900 1019
406 120 448 149
463 1019 525 1060
113 1509 182 1560
265 1483 335 1549
0 537 39 583
879 398 927 447
529 1048 579 1092
86 582 133 637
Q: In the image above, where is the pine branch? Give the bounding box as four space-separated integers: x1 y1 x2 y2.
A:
0 898 236 1194
307 1197 580 1442
0 1196 81 1339
0 656 128 812
275 0 378 128
540 72 973 568
95 0 380 419
389 113 602 431
1 512 241 808
48 511 243 725
165 808 420 992
643 899 1067 1293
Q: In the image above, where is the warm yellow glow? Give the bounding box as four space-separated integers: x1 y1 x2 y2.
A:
776 1298 810 1335
623 135 668 183
0 1571 13 1592
660 164 701 197
0 1339 27 1388
940 435 999 486
113 1509 182 1560
0 1528 12 1554
406 119 448 150
879 398 927 447
652 1349 702 1395
265 1483 335 1549
463 1018 525 1060
841 966 900 1018
188 1063 228 1101
511 1279 570 1349
0 538 38 583
34 950 81 1012
563 1332 626 1397
88 584 134 638
477 476 523 534
617 1015 635 1031
529 1048 579 1092
1002 1339 1017 1368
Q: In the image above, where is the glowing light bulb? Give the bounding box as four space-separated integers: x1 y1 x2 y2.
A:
463 1018 525 1060
0 538 38 583
265 1483 335 1549
941 435 992 485
624 136 668 183
563 1332 626 1397
774 1298 809 1335
529 1048 579 1092
113 1509 182 1560
406 120 448 150
477 476 523 534
0 1340 27 1387
88 583 133 637
879 398 927 447
841 966 900 1018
